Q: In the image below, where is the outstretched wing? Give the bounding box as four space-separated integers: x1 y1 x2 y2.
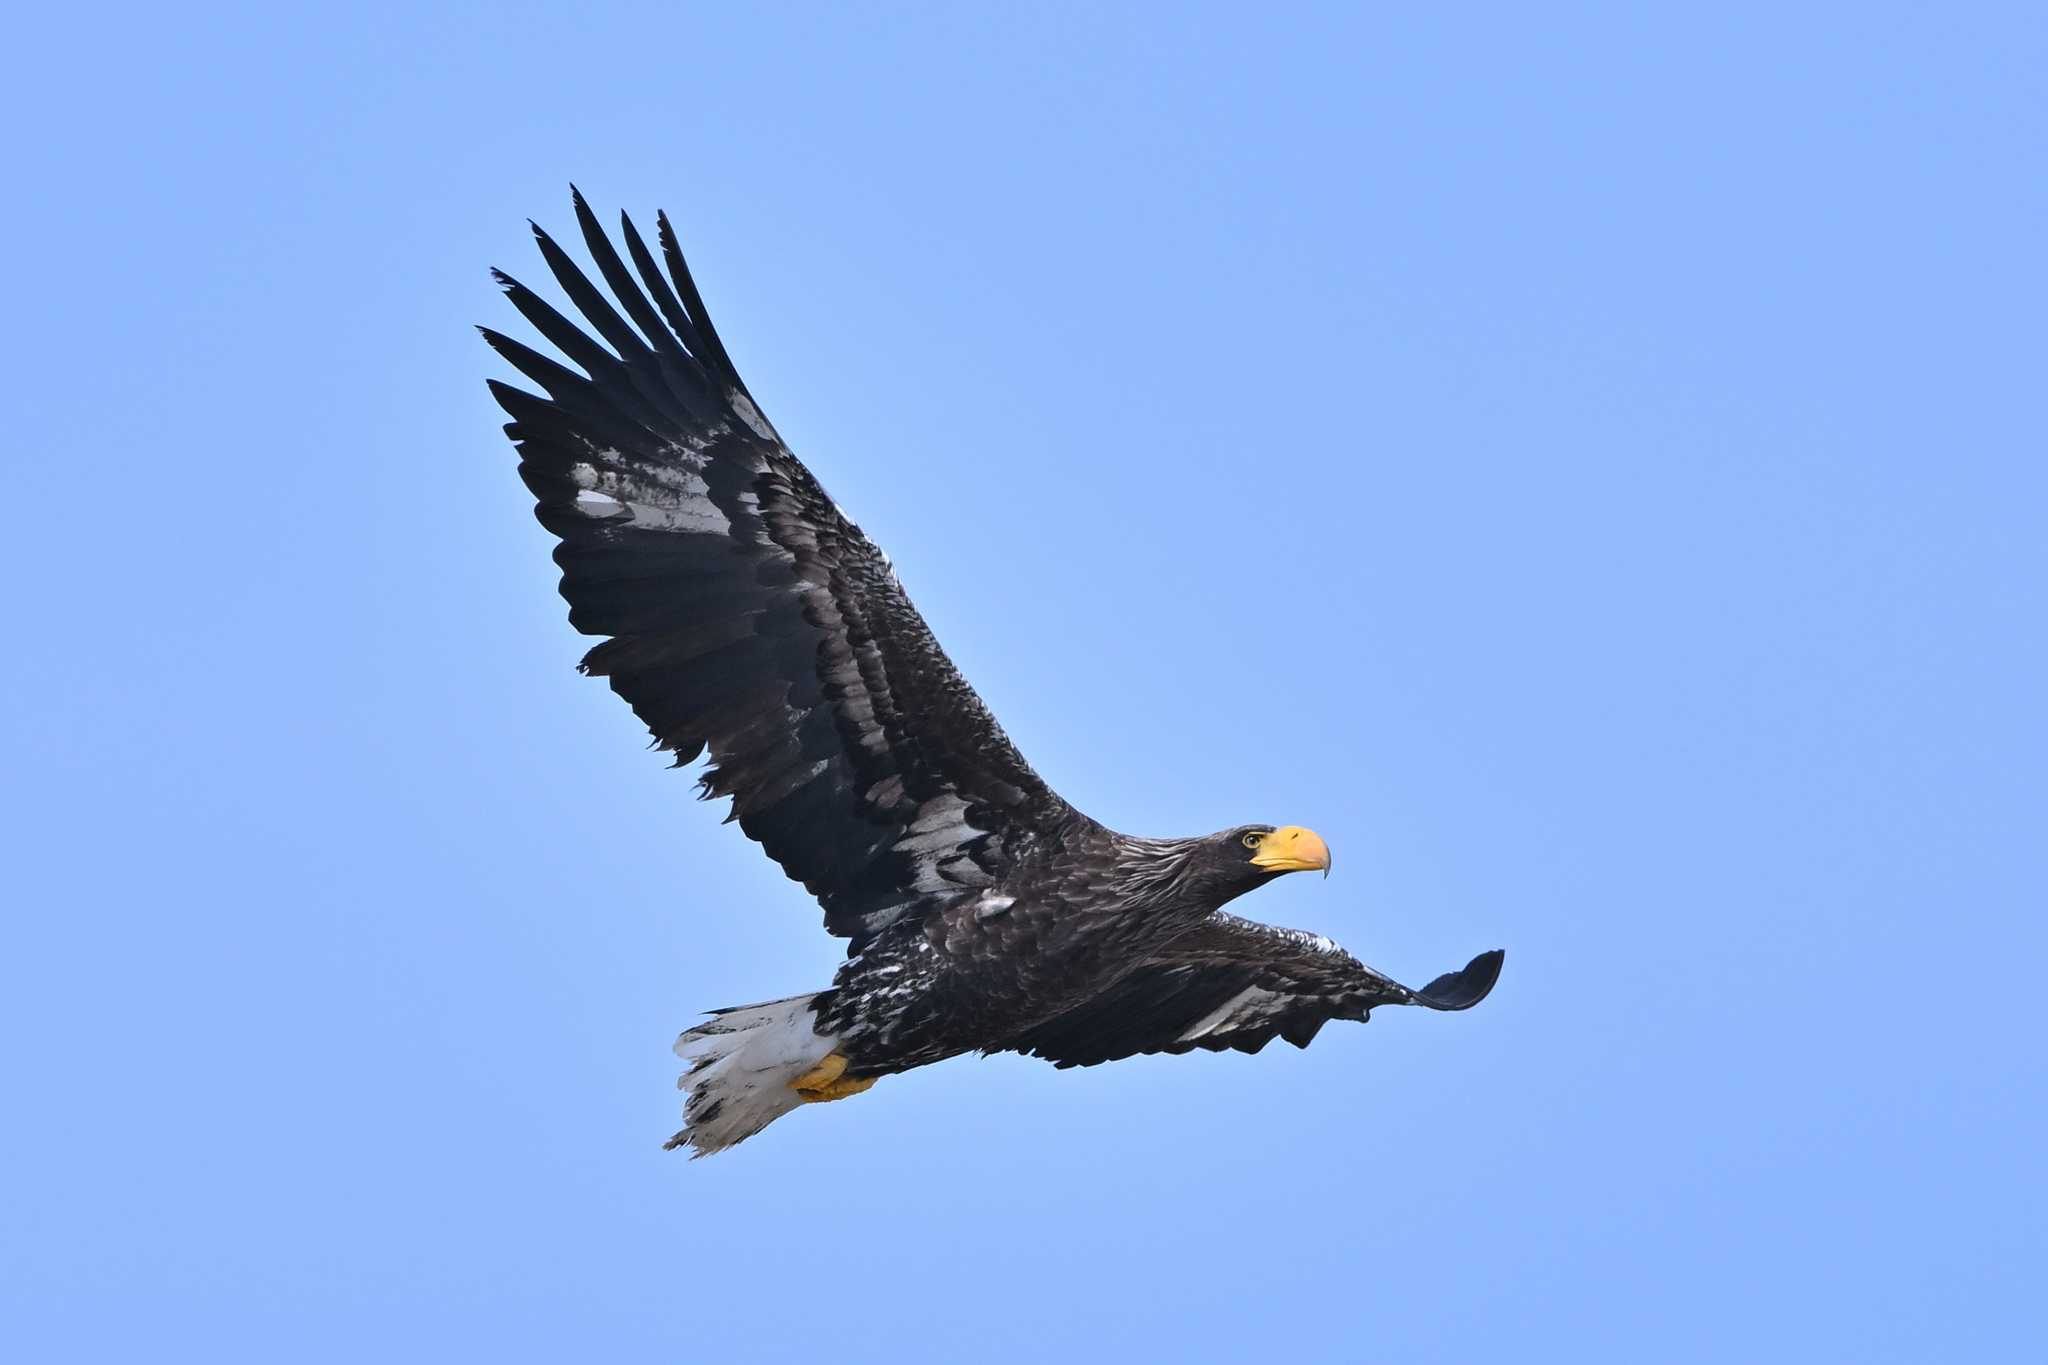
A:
1005 914 1503 1068
483 190 1072 951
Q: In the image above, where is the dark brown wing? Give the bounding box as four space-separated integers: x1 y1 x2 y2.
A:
1006 914 1503 1067
482 190 1072 951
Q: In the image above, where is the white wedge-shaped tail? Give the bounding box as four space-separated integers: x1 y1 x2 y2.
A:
666 993 838 1156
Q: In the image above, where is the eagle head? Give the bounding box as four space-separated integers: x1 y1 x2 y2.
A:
1162 824 1332 908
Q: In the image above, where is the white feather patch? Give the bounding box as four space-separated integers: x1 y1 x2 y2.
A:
567 461 728 534
1179 986 1287 1042
669 993 837 1156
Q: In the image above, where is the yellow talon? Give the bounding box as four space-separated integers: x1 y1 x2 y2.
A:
798 1075 877 1103
792 1054 848 1091
791 1053 877 1103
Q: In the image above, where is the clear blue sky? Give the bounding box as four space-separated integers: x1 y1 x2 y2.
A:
6 3 2042 1360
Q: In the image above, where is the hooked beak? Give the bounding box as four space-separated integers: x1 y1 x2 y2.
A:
1250 825 1332 878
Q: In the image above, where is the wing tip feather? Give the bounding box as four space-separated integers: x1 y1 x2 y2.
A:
1414 948 1505 1011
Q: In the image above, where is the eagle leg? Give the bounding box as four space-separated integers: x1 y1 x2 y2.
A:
791 1053 878 1104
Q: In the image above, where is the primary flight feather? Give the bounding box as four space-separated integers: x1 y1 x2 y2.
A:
483 190 1503 1155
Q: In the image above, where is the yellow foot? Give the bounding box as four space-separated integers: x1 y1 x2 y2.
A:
798 1075 876 1103
791 1053 879 1104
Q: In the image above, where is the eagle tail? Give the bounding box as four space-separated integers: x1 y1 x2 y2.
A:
664 992 841 1156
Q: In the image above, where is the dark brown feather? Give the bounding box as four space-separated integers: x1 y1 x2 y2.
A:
486 195 1071 950
1005 915 1504 1067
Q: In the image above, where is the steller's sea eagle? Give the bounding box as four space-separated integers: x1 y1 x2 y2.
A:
482 191 1504 1155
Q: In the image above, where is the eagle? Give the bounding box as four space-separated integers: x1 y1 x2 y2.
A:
482 191 1504 1155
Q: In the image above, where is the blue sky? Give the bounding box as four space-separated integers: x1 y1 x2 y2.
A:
6 3 2043 1360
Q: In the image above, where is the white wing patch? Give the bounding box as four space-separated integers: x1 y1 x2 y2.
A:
567 459 729 535
894 794 974 857
726 390 777 443
1271 925 1345 957
893 792 993 895
1179 986 1288 1043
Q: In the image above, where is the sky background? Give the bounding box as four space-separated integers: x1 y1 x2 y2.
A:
5 3 2044 1360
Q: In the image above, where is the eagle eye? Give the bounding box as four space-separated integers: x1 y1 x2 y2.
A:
1241 832 1263 849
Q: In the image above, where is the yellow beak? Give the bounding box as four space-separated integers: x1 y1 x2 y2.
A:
1249 825 1332 877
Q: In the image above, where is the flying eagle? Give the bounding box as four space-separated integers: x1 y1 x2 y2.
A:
483 191 1504 1155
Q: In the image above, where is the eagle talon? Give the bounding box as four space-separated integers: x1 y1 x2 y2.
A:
791 1054 848 1092
786 1055 876 1105
798 1075 877 1103
791 1053 875 1102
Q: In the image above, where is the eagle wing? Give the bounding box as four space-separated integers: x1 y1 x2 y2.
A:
1005 914 1503 1067
483 191 1071 951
